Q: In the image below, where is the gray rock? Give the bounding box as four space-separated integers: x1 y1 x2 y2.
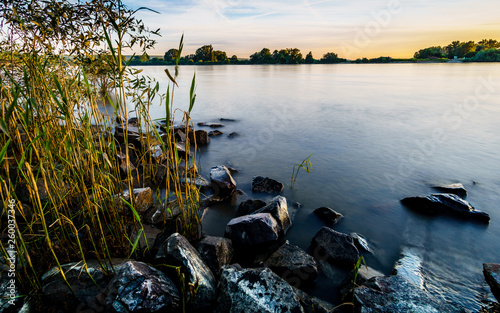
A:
130 224 162 252
149 144 166 163
293 287 338 313
188 129 210 146
208 130 223 137
350 232 373 254
339 266 384 301
236 199 267 216
263 241 318 287
431 183 467 198
210 165 237 197
162 233 216 310
310 227 360 269
120 187 153 214
253 195 291 234
216 266 305 313
314 207 343 225
224 213 280 246
354 275 465 312
252 176 284 194
197 122 225 128
105 261 180 313
484 263 500 302
180 175 211 192
401 193 490 223
196 236 234 278
392 247 425 289
143 203 181 226
228 132 240 138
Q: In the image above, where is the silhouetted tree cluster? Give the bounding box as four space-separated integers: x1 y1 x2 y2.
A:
414 39 500 60
248 49 345 64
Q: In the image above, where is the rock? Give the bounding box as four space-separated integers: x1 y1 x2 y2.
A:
188 129 210 146
149 144 166 163
401 193 489 223
173 141 189 157
208 130 223 137
120 187 153 214
263 241 318 287
127 117 139 125
162 233 216 310
339 265 384 301
228 132 240 138
431 183 467 198
310 227 360 269
224 213 279 246
143 203 181 226
292 287 338 313
484 263 500 302
196 236 234 278
220 118 236 122
350 232 373 254
105 261 180 313
236 199 266 216
253 195 292 235
392 247 424 289
210 165 237 198
313 207 343 225
354 275 463 312
180 175 211 192
252 176 284 194
130 224 162 251
216 266 305 313
197 122 225 128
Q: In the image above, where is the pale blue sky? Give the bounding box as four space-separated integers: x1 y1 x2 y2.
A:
124 0 500 59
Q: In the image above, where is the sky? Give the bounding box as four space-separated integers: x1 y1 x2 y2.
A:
123 0 500 59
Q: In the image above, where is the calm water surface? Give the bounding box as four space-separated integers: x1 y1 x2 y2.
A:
134 64 500 310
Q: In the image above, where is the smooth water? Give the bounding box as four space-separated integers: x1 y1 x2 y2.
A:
135 64 500 310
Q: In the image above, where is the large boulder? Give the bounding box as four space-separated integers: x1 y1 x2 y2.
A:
263 241 318 287
224 213 279 246
188 129 210 146
162 233 216 310
401 193 489 223
251 176 284 194
431 183 467 198
483 263 500 302
210 166 237 198
310 227 360 269
354 275 464 312
196 236 234 278
253 195 291 235
313 207 343 225
339 266 384 301
292 287 338 313
236 199 266 216
105 261 181 313
215 266 305 313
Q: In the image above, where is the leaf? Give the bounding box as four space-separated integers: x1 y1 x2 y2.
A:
189 73 196 113
0 139 11 164
164 69 178 87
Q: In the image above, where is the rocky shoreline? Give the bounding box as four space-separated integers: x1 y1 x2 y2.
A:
2 120 499 313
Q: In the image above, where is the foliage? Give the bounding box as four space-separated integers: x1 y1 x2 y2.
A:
414 46 445 59
320 52 345 64
291 154 313 188
472 48 500 62
304 51 315 64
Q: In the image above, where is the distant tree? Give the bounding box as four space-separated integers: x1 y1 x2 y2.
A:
445 41 476 58
270 48 302 64
250 48 272 64
230 55 239 63
305 51 314 64
164 48 179 62
195 44 214 62
213 50 227 62
472 48 500 62
321 52 341 63
477 39 500 51
414 46 445 59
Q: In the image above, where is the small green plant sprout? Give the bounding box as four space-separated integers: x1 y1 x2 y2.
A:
290 153 313 188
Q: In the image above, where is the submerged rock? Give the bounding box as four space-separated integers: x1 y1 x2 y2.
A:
263 241 318 287
105 261 180 313
210 165 237 198
251 176 284 194
392 247 425 289
224 213 279 246
228 132 240 138
354 275 464 312
189 129 210 146
401 193 490 223
196 236 234 278
162 233 216 310
350 232 373 254
215 266 305 313
236 199 266 216
253 195 291 235
314 207 343 225
197 122 224 128
310 227 359 269
339 265 384 301
483 263 500 302
431 183 467 198
208 130 223 137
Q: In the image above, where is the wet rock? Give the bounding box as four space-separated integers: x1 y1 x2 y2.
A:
130 224 162 251
263 241 318 287
173 141 189 157
127 117 139 126
350 232 373 254
188 129 210 146
196 236 234 278
210 165 237 197
149 144 166 163
339 265 384 301
216 266 305 313
236 199 266 216
392 247 424 289
293 287 338 313
220 118 236 122
314 207 343 225
228 132 240 138
180 175 211 192
224 213 279 246
354 275 463 312
431 183 467 198
105 261 180 313
197 122 224 128
484 263 500 302
253 195 292 235
252 176 284 194
310 227 360 269
208 130 223 137
162 233 216 310
401 193 489 223
120 187 153 214
143 203 181 226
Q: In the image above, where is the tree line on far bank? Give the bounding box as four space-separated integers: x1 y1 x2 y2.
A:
129 38 500 66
